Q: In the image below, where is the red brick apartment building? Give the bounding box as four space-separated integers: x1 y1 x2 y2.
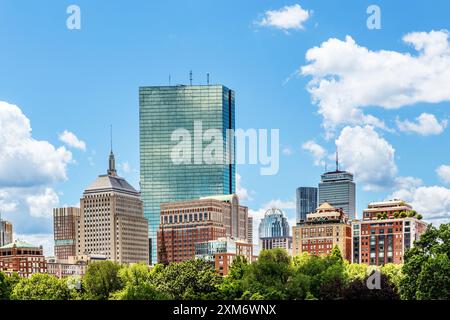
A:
157 194 252 263
0 240 47 277
352 199 428 265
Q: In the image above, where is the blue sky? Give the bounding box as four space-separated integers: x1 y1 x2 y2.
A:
1 0 450 254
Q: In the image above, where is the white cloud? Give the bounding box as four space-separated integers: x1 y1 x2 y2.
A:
264 199 296 209
256 4 311 31
14 233 54 256
26 188 59 218
0 101 72 187
336 126 397 191
236 173 251 201
394 176 423 190
437 165 450 184
396 113 448 135
390 185 450 224
302 140 327 166
0 102 70 247
301 30 450 134
0 190 18 213
59 130 86 151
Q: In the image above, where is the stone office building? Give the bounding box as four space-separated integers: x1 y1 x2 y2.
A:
77 149 149 264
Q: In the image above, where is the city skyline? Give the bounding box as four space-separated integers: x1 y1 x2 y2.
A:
1 1 450 256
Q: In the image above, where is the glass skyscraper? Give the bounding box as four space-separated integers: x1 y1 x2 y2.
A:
296 187 318 223
139 85 236 264
318 170 356 220
258 208 290 238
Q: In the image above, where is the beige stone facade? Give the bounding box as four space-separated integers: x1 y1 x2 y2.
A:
77 151 149 264
292 202 352 261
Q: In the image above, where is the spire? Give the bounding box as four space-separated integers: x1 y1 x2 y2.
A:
108 125 117 176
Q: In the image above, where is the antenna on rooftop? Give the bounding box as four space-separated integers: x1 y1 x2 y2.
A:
336 146 339 171
169 74 171 86
110 124 113 153
189 70 193 85
207 73 210 85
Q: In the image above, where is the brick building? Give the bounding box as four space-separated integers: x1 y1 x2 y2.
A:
0 240 47 277
292 202 352 261
352 199 428 265
47 254 106 278
53 207 80 261
195 237 255 275
157 194 252 263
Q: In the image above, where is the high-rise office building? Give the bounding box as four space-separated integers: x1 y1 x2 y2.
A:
140 84 236 264
258 208 292 253
78 149 149 264
53 207 80 261
0 214 13 247
157 194 251 263
318 154 356 220
259 208 290 238
296 187 318 223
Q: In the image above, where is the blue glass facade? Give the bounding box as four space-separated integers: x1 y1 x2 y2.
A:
296 187 318 223
139 85 236 264
258 208 290 239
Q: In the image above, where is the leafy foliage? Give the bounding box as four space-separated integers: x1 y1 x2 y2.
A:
110 263 169 300
11 273 71 300
2 224 450 301
400 223 450 300
151 259 222 299
342 273 400 300
82 261 123 300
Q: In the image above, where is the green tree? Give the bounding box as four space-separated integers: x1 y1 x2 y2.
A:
82 261 123 300
380 263 403 289
400 223 450 299
110 263 169 300
241 249 292 299
152 259 221 300
0 272 11 300
217 256 249 300
342 273 400 300
344 261 368 283
294 247 346 300
11 274 70 300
